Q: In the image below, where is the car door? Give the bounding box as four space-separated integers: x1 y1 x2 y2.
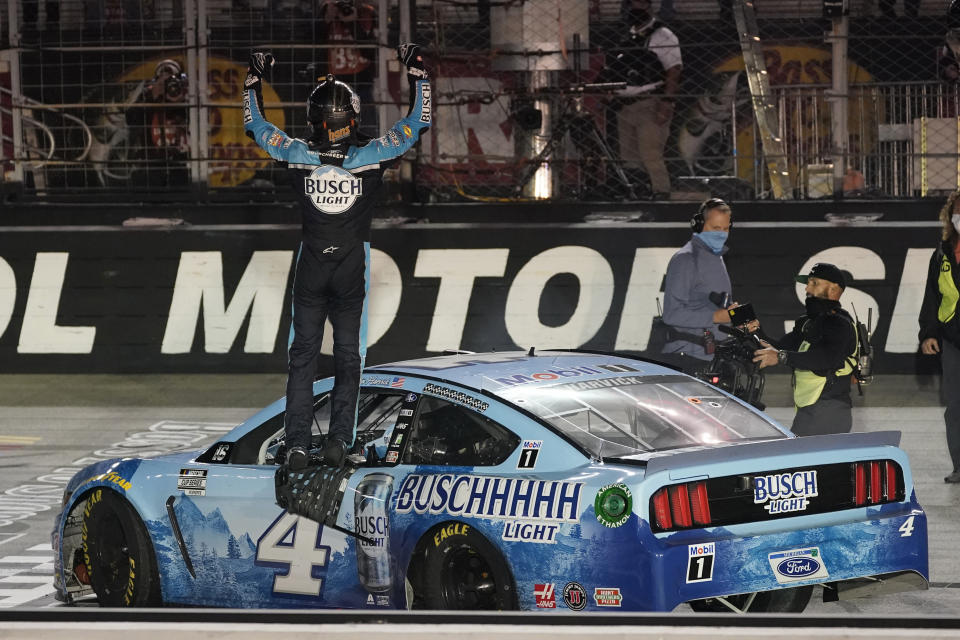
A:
163 390 405 608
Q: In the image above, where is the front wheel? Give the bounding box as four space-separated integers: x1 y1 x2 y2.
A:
81 488 161 607
689 585 812 613
421 522 516 610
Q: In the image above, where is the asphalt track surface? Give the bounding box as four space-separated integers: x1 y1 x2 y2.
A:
0 372 958 619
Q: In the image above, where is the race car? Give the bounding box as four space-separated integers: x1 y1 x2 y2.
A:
52 351 928 612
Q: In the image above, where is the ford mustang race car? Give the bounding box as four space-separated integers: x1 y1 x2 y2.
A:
52 351 928 612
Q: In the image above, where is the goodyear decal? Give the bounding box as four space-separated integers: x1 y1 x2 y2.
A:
395 474 582 523
76 470 132 492
422 383 489 412
433 522 470 546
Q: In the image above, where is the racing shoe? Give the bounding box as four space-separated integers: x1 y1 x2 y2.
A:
944 470 960 483
286 446 309 471
322 437 348 467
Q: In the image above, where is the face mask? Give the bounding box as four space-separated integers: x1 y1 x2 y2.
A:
804 296 839 316
696 231 728 255
952 213 960 233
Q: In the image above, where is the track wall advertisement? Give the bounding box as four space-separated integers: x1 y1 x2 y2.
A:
0 222 940 373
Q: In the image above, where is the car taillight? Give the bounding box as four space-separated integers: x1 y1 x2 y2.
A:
652 480 711 532
853 459 903 506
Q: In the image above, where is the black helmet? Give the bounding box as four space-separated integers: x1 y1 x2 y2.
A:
307 74 360 149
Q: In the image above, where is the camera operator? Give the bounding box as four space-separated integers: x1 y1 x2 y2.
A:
603 0 681 199
752 263 858 436
129 59 189 187
660 197 739 372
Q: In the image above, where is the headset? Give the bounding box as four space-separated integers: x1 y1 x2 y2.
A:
691 197 731 232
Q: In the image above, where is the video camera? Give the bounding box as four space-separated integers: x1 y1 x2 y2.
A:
696 323 766 410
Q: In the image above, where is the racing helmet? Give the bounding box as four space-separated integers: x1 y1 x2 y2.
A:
306 74 361 149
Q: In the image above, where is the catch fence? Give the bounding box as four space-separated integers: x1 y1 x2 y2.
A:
0 0 957 203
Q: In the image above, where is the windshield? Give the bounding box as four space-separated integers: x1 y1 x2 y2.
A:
498 375 787 459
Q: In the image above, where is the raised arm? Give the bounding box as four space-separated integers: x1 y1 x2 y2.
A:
242 52 298 162
347 43 432 169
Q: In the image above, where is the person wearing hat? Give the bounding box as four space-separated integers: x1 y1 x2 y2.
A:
752 263 860 436
918 191 960 483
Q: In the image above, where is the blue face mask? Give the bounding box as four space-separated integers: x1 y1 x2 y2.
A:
696 231 728 254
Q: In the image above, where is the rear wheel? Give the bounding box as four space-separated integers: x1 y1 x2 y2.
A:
82 488 161 607
421 523 516 610
689 585 812 613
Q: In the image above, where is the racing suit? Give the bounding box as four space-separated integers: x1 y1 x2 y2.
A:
918 238 960 474
243 66 431 453
661 234 732 368
773 298 858 437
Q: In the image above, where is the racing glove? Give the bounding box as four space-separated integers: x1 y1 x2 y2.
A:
397 43 427 79
245 51 275 95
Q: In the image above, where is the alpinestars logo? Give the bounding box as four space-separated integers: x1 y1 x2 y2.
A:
304 165 362 214
534 583 556 608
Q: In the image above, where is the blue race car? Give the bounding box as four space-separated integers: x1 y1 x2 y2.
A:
52 351 928 612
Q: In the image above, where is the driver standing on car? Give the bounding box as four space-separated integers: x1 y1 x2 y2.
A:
243 44 431 470
660 197 740 372
752 263 859 436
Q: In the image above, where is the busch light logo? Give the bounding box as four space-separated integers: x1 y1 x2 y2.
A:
777 557 821 578
768 547 829 584
752 470 818 515
304 165 362 214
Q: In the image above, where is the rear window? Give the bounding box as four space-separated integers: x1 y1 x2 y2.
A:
498 375 786 459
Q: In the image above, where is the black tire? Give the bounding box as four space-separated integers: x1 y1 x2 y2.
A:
81 488 161 607
689 585 812 613
421 522 517 610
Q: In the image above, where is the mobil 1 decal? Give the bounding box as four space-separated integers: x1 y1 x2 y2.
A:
517 440 541 469
686 542 715 583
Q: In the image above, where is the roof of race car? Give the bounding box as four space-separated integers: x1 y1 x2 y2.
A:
367 350 681 395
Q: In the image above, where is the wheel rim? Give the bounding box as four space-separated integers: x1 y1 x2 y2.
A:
93 510 130 596
440 546 500 609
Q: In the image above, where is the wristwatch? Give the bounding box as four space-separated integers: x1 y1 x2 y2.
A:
777 350 788 365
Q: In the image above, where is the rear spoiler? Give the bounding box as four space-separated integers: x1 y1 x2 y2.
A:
641 431 902 478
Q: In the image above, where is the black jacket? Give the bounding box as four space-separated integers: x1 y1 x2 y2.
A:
918 238 960 349
769 299 858 403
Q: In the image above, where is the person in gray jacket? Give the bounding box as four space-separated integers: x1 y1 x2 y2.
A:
661 197 737 371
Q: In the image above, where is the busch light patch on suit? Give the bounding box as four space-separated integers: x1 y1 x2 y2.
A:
753 470 818 515
395 474 583 523
768 547 829 584
420 83 432 123
304 165 362 214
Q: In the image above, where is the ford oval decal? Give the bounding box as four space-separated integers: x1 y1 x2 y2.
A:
776 557 821 578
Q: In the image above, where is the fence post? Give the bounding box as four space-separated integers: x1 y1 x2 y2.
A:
829 14 850 197
185 0 202 187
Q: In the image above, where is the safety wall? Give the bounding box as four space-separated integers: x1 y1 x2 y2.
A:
0 219 941 374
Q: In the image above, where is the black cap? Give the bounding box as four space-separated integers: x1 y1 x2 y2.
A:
795 263 846 289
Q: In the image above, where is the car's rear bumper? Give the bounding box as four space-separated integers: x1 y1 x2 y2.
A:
655 501 928 611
